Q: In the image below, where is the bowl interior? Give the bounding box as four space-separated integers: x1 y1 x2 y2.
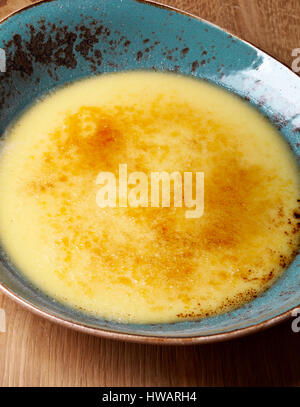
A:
0 0 299 339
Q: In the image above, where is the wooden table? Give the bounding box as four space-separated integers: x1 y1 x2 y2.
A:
0 0 300 387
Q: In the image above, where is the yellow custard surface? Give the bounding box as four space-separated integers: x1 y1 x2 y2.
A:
0 71 299 323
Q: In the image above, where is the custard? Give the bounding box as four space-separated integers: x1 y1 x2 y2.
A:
0 71 299 323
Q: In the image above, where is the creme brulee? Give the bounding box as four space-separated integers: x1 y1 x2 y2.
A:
0 71 299 323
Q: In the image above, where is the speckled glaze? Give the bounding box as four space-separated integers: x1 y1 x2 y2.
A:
0 0 299 345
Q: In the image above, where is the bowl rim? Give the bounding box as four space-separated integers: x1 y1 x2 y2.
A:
0 0 299 345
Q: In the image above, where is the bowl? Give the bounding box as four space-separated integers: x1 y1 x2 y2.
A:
0 0 299 345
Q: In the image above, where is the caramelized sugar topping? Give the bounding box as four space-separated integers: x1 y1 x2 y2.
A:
25 97 300 318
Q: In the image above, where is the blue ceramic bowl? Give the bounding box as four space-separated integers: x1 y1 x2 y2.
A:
0 0 299 344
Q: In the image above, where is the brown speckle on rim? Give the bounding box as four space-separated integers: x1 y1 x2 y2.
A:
272 115 288 130
181 47 189 58
191 60 199 72
75 25 102 58
11 34 33 76
136 50 143 62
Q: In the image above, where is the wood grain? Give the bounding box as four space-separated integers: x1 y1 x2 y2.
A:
0 0 300 387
